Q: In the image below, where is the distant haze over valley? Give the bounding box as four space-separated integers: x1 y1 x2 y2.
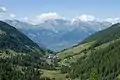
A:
5 19 112 51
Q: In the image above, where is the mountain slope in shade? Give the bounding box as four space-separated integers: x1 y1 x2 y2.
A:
0 21 45 54
58 23 120 80
5 19 111 51
0 21 56 80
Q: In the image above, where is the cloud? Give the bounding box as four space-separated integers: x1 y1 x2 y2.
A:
35 12 64 23
0 6 119 25
24 13 120 25
0 6 7 13
37 12 62 20
104 18 120 24
9 14 16 18
20 17 36 25
72 14 120 24
23 17 28 21
73 14 96 22
0 6 16 20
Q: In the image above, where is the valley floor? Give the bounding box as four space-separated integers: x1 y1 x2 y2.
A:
41 69 67 80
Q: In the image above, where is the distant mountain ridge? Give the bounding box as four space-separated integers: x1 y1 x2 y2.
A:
5 19 112 51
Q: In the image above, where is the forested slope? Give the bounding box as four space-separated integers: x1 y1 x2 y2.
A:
58 23 120 80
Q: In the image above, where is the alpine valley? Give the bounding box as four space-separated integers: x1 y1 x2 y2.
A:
1 17 120 80
0 1 120 80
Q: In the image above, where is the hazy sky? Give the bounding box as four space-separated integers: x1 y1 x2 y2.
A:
0 0 120 23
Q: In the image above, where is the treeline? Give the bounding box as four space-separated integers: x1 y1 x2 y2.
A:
0 50 53 80
61 39 120 80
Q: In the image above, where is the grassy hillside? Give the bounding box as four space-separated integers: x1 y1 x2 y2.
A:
58 23 120 80
58 41 93 60
68 38 120 80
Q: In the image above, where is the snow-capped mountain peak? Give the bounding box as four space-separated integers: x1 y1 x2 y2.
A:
4 19 112 51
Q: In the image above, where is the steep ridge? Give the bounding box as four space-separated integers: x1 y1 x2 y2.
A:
0 21 44 53
58 23 120 80
0 21 53 80
82 23 120 46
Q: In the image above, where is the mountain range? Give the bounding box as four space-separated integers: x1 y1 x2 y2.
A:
5 19 112 51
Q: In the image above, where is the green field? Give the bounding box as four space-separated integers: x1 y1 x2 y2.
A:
57 41 94 60
41 69 67 80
